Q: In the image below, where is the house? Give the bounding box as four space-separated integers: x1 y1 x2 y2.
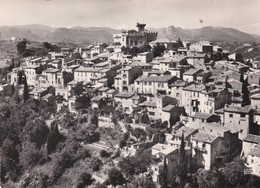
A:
23 65 41 86
186 53 208 69
191 131 223 170
248 72 260 85
169 80 188 106
182 84 230 115
183 68 204 83
114 92 135 114
134 75 178 96
242 134 260 157
187 112 221 127
135 52 153 63
114 65 142 92
223 105 254 140
150 38 182 51
245 143 260 177
151 141 191 183
171 126 198 148
191 129 240 170
251 94 260 109
91 96 104 109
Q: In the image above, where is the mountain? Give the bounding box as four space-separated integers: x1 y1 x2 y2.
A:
0 24 259 43
151 26 260 42
0 25 119 43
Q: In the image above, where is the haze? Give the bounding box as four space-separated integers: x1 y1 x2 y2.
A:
0 0 259 35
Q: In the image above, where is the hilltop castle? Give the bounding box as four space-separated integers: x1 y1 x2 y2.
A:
113 23 157 48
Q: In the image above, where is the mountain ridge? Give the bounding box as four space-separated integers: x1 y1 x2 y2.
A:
0 24 259 43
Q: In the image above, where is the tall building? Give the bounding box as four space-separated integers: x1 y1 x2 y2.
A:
113 23 157 48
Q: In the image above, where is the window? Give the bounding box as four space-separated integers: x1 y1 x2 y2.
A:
241 114 246 118
251 159 254 163
149 112 155 116
229 114 233 118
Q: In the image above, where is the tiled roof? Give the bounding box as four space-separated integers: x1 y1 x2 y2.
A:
139 101 157 108
244 134 260 144
224 105 253 114
98 87 109 92
173 126 198 139
192 131 219 143
91 96 103 102
162 104 176 112
141 75 176 83
121 66 132 71
45 68 60 73
215 108 224 114
184 69 203 75
106 89 116 94
183 84 205 92
115 92 135 98
191 112 213 120
169 80 186 87
251 93 260 100
75 67 101 72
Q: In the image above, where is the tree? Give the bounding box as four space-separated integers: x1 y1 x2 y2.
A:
19 141 43 169
241 76 250 106
129 47 139 56
76 172 94 188
131 128 147 141
118 150 152 180
100 150 111 158
75 94 91 110
46 121 63 154
128 176 156 188
108 168 126 187
17 70 24 85
21 117 49 149
177 133 188 188
220 158 245 187
152 43 166 57
17 40 28 56
70 81 85 97
23 75 30 102
159 157 168 188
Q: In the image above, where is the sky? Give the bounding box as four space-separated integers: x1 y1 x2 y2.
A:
0 0 260 34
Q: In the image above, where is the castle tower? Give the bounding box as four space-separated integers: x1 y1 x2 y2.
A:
136 23 146 32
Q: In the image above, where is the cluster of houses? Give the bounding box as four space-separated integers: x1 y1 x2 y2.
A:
2 23 260 182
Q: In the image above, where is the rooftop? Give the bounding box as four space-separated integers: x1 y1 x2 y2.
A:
115 92 135 98
173 126 198 139
248 143 260 157
183 83 206 92
75 67 101 72
184 68 203 75
190 112 213 120
162 104 176 112
192 131 219 143
91 96 104 102
244 134 260 144
224 105 252 114
139 101 157 108
141 75 177 83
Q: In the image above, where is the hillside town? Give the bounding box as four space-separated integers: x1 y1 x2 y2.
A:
1 22 260 188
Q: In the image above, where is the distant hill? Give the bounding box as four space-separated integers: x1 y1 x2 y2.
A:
151 26 260 42
0 25 119 43
0 24 260 43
